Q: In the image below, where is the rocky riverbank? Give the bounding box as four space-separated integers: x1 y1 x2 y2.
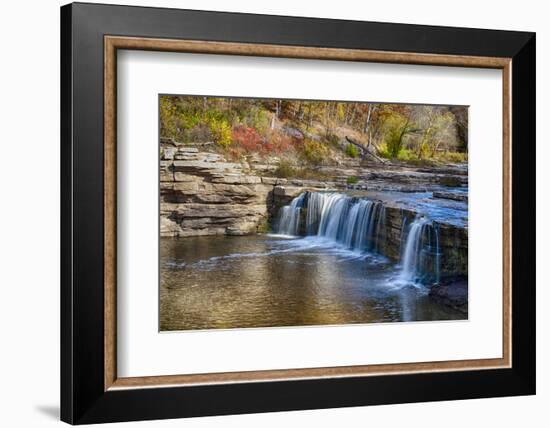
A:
160 146 332 237
160 143 469 311
161 143 468 236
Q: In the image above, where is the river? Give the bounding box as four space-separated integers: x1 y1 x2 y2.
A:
160 232 466 331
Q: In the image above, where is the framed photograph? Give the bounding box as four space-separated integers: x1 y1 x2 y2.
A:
61 2 535 424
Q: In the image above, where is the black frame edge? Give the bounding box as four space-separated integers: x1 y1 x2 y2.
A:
61 3 74 425
71 1 534 57
510 33 536 393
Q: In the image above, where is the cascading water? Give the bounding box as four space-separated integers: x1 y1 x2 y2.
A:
399 216 441 285
276 193 305 236
276 192 386 253
275 192 447 287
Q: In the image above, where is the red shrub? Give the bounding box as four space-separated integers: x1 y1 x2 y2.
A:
269 133 293 154
231 125 301 155
232 126 264 153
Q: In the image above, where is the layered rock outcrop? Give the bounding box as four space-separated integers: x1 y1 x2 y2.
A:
161 144 468 276
160 147 330 236
161 147 269 236
381 204 468 277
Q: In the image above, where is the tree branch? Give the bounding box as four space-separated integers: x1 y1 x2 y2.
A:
345 136 387 164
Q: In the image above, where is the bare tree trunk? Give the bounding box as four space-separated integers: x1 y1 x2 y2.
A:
395 116 411 156
271 100 281 130
324 102 331 136
345 136 387 163
307 104 313 129
363 105 378 149
417 113 434 158
431 140 441 157
349 103 357 128
295 101 302 119
344 104 350 124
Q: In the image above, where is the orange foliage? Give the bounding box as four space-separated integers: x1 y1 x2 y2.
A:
231 126 297 155
232 125 264 152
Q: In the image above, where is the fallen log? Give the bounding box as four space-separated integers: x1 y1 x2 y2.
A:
345 136 387 164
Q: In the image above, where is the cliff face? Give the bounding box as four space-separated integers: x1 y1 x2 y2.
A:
161 147 270 237
382 205 468 278
160 146 330 236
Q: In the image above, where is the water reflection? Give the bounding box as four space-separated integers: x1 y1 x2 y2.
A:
160 235 466 331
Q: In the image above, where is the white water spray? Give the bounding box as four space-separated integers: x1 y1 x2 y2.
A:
276 192 386 253
399 216 441 284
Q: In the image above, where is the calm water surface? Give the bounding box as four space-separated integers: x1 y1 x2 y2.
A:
160 234 466 331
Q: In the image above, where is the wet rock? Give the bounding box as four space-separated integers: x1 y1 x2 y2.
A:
226 224 260 236
362 203 468 278
433 191 468 202
429 279 468 313
438 176 464 187
273 185 314 200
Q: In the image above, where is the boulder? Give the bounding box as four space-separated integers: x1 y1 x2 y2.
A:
429 279 468 313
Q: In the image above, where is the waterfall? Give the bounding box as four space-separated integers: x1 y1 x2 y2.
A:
400 216 441 284
276 193 305 236
276 192 386 253
275 192 444 286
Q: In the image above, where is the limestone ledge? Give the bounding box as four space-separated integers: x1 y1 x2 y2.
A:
160 147 330 237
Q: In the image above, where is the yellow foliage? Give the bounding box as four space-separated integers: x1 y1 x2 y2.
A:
302 139 328 165
159 97 178 139
209 118 232 148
